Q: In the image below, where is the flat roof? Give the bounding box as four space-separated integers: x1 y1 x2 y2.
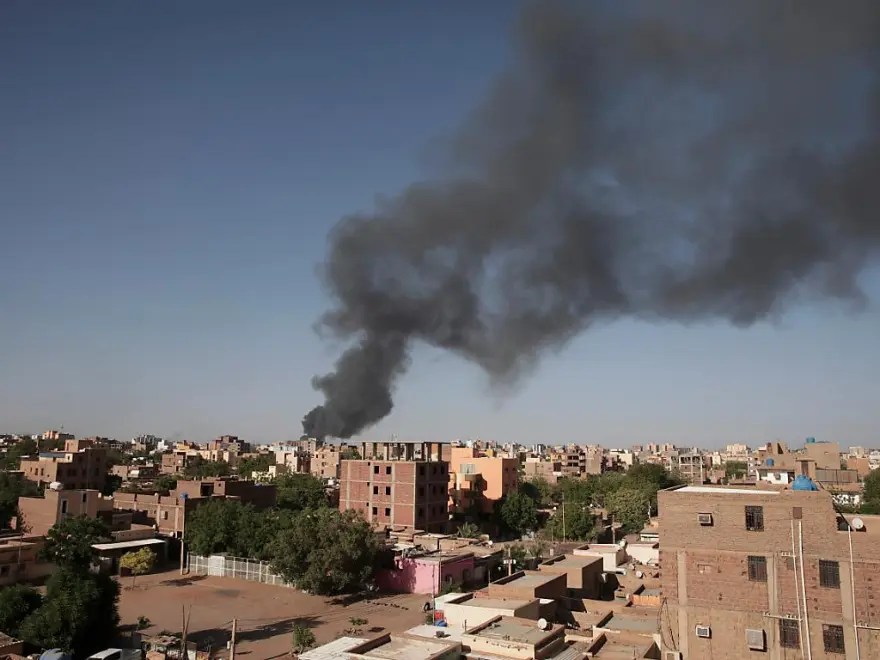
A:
354 636 455 660
502 572 558 589
601 614 659 634
405 624 466 644
300 637 366 660
470 618 555 645
465 597 535 610
675 485 779 495
543 555 602 569
92 538 166 551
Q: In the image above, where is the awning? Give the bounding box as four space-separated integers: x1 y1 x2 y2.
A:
91 538 167 552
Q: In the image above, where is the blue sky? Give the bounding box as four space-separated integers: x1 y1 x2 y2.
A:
1 1 877 448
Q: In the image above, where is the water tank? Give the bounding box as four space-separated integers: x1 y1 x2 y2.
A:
792 475 819 491
48 481 64 491
765 459 774 467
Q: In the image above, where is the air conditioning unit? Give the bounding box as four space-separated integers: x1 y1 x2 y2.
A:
746 628 766 651
695 625 711 638
664 651 683 660
697 512 713 526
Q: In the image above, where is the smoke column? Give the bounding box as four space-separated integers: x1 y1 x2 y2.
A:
303 0 880 439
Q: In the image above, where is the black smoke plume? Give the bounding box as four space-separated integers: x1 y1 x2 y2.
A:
304 0 880 439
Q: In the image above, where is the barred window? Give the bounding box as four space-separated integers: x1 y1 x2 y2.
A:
745 506 764 531
748 556 767 582
819 560 840 588
779 619 800 649
823 625 845 654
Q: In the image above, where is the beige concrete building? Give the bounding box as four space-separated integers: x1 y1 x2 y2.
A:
19 439 108 491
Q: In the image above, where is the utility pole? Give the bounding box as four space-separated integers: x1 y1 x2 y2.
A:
561 492 566 541
181 605 190 659
179 538 186 575
230 618 237 660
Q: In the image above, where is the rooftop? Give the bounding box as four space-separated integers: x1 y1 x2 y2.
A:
299 637 366 660
675 485 779 495
349 635 456 660
469 617 558 645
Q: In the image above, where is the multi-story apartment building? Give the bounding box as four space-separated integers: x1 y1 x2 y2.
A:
17 487 114 536
522 458 562 484
670 449 708 485
19 439 108 491
311 443 347 480
658 482 880 660
447 446 518 515
339 441 449 532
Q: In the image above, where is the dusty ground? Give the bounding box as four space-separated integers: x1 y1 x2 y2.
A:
118 569 430 659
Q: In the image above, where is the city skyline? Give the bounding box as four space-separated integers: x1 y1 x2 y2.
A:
2 2 878 446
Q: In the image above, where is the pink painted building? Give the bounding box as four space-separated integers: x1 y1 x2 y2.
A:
376 551 475 595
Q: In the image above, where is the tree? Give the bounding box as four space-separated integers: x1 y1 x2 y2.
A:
863 469 880 503
457 522 480 538
270 508 379 595
19 568 120 656
529 477 556 506
0 584 43 637
184 499 258 557
41 515 111 571
236 453 275 478
119 547 156 588
340 447 361 460
0 471 38 528
724 461 748 481
102 473 123 496
543 502 600 541
606 487 652 533
182 457 230 479
275 473 328 512
291 623 316 654
0 438 37 470
500 490 539 536
155 474 178 492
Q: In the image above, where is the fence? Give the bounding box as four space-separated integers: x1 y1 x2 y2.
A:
187 553 293 588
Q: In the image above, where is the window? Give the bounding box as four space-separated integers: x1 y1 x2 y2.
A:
745 506 764 531
373 466 379 474
384 507 391 517
779 619 800 649
162 511 169 520
82 492 88 503
418 487 425 497
419 466 426 477
748 556 767 582
823 625 845 653
432 465 438 476
783 555 795 571
385 466 391 475
0 566 9 577
373 486 379 495
385 486 391 495
819 560 840 588
371 507 378 516
417 507 424 519
60 499 68 514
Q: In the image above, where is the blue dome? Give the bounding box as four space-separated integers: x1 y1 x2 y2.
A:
792 475 819 491
766 458 775 467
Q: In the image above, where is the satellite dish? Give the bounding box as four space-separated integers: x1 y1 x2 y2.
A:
537 618 549 630
852 517 865 531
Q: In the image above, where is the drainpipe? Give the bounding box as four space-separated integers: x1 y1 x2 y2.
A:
848 523 861 660
797 521 813 660
790 520 805 660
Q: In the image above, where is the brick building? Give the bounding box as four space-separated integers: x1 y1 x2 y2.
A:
311 443 347 480
112 478 276 537
17 487 115 537
339 441 449 532
658 483 880 659
19 439 108 491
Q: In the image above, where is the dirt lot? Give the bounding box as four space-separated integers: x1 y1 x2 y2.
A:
118 569 430 659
